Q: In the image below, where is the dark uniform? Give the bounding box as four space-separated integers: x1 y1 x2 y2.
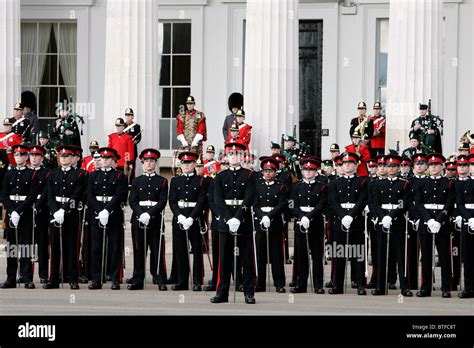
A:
123 108 142 181
328 152 368 295
11 103 32 142
415 153 454 297
87 147 128 289
366 172 380 288
44 146 86 289
169 151 206 290
211 142 257 304
253 157 288 292
204 172 219 291
290 157 327 293
409 104 442 153
0 145 39 288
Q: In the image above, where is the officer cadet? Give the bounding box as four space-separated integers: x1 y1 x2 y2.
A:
108 118 135 175
210 141 257 304
0 145 39 289
12 102 31 142
455 154 474 298
400 156 412 178
127 149 168 290
43 145 86 289
28 146 50 284
322 159 337 182
168 151 206 291
253 157 288 293
37 131 57 169
242 152 257 171
445 158 458 179
70 145 83 169
365 157 380 289
289 156 327 294
415 153 455 298
87 147 128 290
367 159 377 177
81 140 100 173
371 155 412 296
328 152 368 295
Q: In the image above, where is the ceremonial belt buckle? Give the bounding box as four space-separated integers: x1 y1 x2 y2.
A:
260 207 275 213
139 200 158 207
340 203 355 209
381 203 401 210
55 196 70 203
225 199 243 206
178 200 197 208
300 206 314 213
423 204 444 210
96 196 113 202
10 195 26 202
465 204 474 210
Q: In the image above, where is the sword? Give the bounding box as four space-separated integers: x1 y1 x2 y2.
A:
178 220 193 289
404 212 409 278
262 223 271 292
297 220 313 293
198 218 213 272
250 208 259 279
364 211 368 278
157 210 165 286
79 205 87 265
341 221 350 294
10 218 20 288
31 206 37 264
97 219 107 285
51 219 64 288
139 220 148 289
381 223 391 295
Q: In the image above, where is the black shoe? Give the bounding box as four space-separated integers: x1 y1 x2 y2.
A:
366 281 376 289
152 276 159 285
70 282 79 290
442 291 451 298
126 277 134 284
158 284 168 291
244 294 256 304
316 287 325 294
289 281 297 288
401 289 413 297
0 280 16 289
388 283 397 290
43 282 59 289
357 287 367 295
328 288 343 294
237 284 244 292
127 283 144 290
40 278 48 284
210 295 228 303
351 281 358 289
458 290 474 299
276 287 286 293
285 259 292 264
88 282 102 290
203 284 216 291
290 286 307 293
171 284 188 291
111 283 120 290
416 290 430 297
255 285 265 292
25 282 35 289
325 280 334 288
371 288 384 296
79 276 89 284
193 284 202 291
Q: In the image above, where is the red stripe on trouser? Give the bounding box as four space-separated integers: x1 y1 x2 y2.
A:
49 229 54 279
76 223 81 281
419 236 425 287
215 233 221 291
162 235 167 273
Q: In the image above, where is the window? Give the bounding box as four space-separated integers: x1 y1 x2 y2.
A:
159 21 191 150
376 18 388 105
21 21 77 131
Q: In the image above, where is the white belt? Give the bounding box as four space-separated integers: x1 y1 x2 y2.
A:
96 196 113 202
341 203 355 209
424 204 444 210
225 199 243 206
465 204 474 209
178 201 197 208
55 196 70 203
260 207 274 212
300 206 314 212
139 200 158 207
381 203 402 210
9 195 26 201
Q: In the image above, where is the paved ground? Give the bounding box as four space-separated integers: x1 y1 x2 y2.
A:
0 206 473 316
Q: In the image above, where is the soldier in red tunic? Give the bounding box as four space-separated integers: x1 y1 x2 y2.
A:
0 118 23 167
176 96 207 160
226 109 252 149
345 130 371 177
107 118 135 173
81 140 100 173
369 101 386 157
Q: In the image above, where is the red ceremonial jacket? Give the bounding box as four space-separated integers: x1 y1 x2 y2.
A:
107 132 135 168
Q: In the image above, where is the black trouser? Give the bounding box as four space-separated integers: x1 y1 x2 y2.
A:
4 212 34 283
327 218 336 285
283 212 291 261
461 226 474 291
293 220 324 290
216 230 255 298
368 214 377 285
91 222 123 284
172 220 204 287
451 224 461 288
35 211 50 280
376 220 408 292
419 225 452 294
209 217 219 287
255 219 285 289
131 221 167 284
333 222 365 291
49 210 80 284
79 217 92 280
406 215 420 289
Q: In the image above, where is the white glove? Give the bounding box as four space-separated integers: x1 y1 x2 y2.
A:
138 212 151 226
177 134 189 147
432 221 441 233
427 219 436 232
300 216 310 229
98 209 109 226
177 214 186 225
191 133 203 147
227 218 241 233
53 208 65 225
341 215 354 230
382 216 392 229
364 205 370 213
183 217 194 230
455 216 463 229
261 216 271 229
10 211 20 227
468 217 474 230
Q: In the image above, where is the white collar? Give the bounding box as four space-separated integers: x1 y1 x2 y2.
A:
343 174 355 179
471 176 474 180
62 166 71 172
16 166 26 170
430 175 442 180
144 172 156 177
303 179 316 184
182 172 195 177
31 166 42 171
229 166 241 171
387 176 398 181
101 167 112 172
458 176 469 181
414 174 425 179
265 181 275 186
